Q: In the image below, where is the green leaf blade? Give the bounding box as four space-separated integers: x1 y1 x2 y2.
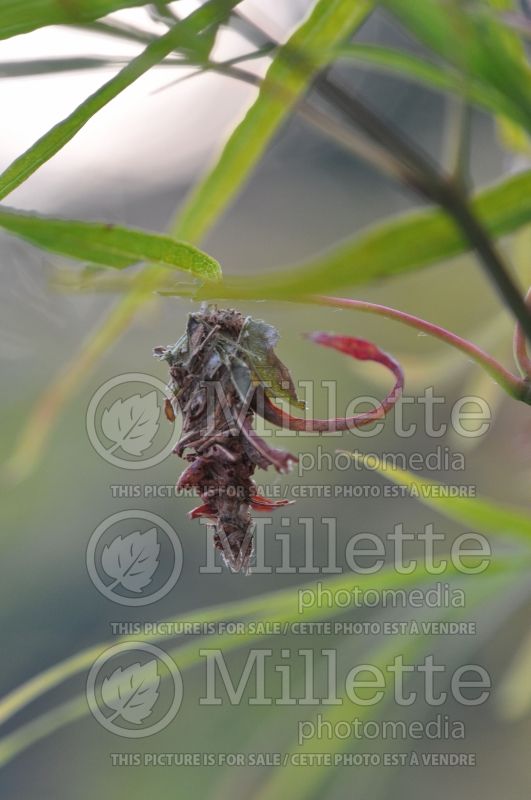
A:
384 0 531 136
0 0 242 200
344 451 531 542
191 170 531 299
335 43 514 120
0 56 126 78
0 0 172 40
173 0 376 243
241 317 305 409
0 207 222 280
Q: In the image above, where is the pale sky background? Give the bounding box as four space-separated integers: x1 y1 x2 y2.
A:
0 1 309 210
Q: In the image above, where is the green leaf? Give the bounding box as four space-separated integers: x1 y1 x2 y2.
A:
335 43 512 118
343 451 531 542
186 170 531 299
0 57 127 78
336 38 531 156
384 0 531 136
0 560 509 767
172 0 376 243
484 0 531 152
0 561 521 772
241 317 305 409
190 18 228 62
0 207 221 280
0 0 175 40
0 0 242 200
0 0 373 481
254 574 508 800
75 19 155 46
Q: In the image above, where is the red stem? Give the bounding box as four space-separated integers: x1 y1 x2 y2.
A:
314 295 526 400
257 331 404 432
255 294 531 431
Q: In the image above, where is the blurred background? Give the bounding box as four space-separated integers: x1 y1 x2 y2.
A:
1 1 531 798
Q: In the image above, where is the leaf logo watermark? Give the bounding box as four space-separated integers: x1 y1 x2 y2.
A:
87 643 182 737
87 511 182 605
101 660 160 725
101 392 160 456
86 373 178 469
101 529 160 593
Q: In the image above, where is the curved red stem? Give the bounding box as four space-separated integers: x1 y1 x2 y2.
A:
256 331 404 432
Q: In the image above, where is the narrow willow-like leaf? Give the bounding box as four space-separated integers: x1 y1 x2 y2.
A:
0 55 189 79
75 19 156 46
0 0 174 40
19 559 521 734
335 44 514 120
0 568 519 773
183 170 531 299
343 452 531 542
384 0 531 135
254 575 507 800
2 0 376 482
0 207 221 279
0 562 505 767
0 57 127 78
0 590 287 727
485 0 531 152
0 0 242 200
172 0 376 242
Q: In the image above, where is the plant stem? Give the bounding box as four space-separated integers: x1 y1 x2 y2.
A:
51 269 531 403
514 289 531 378
231 9 531 343
149 9 531 345
312 75 531 344
446 194 531 343
216 58 531 346
444 96 471 191
313 295 528 402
